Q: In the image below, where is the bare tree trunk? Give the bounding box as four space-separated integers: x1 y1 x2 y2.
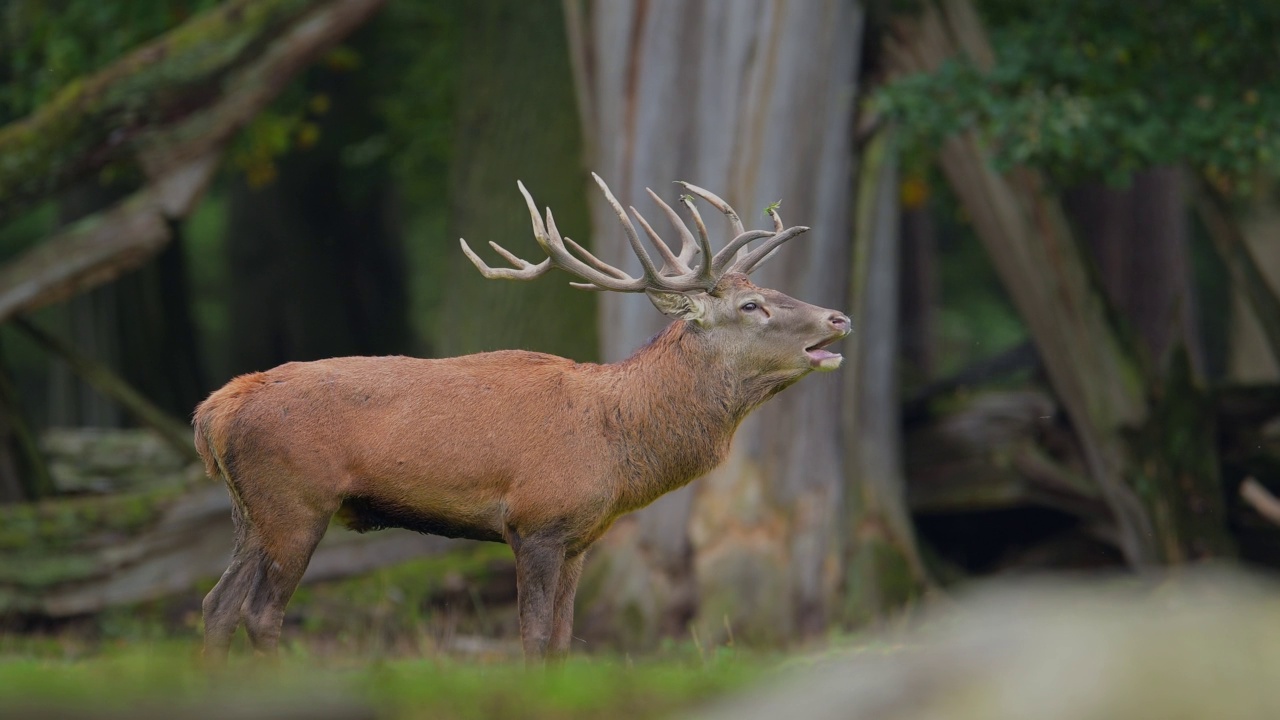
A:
569 0 867 645
45 184 129 429
899 194 938 385
1228 190 1280 381
224 154 406 375
843 128 930 623
116 233 208 418
1064 166 1201 373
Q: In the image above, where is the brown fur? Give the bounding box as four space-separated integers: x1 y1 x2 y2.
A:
196 273 848 661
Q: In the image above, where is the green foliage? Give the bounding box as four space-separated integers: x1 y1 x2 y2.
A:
880 0 1280 192
0 0 323 213
0 0 221 123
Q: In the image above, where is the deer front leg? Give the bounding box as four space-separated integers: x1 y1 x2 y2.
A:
549 551 585 661
512 532 565 661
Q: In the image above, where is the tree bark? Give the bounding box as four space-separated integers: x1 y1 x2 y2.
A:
0 0 376 220
223 149 406 375
899 192 938 385
435 0 596 361
1063 167 1201 373
843 127 931 623
1222 188 1280 381
569 0 866 645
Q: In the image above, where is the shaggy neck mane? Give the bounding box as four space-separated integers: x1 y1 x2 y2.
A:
599 320 789 512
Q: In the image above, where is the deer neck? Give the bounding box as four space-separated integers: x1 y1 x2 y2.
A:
601 321 776 512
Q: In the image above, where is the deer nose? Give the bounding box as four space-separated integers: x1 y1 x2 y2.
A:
828 313 851 333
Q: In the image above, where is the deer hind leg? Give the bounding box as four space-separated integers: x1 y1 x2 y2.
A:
241 507 331 656
548 551 585 662
511 530 566 662
201 506 258 662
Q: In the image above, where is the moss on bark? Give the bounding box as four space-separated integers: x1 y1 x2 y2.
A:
0 0 317 218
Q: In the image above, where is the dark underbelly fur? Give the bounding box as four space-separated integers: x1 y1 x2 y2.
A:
336 497 504 543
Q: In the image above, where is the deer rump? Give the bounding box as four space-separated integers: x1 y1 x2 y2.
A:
194 350 618 548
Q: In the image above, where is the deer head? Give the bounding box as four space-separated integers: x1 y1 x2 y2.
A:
460 174 850 379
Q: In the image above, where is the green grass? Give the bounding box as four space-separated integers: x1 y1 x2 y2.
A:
0 546 770 718
0 643 763 719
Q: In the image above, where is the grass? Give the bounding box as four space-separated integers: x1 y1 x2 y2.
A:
0 642 764 719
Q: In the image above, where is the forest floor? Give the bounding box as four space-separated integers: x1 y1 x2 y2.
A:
0 544 858 719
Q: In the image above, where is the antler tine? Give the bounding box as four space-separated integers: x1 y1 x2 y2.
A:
710 230 773 275
543 207 647 291
457 182 559 281
459 238 552 280
591 173 664 284
677 181 745 236
645 188 700 267
465 176 803 294
678 193 717 286
462 180 647 292
769 205 785 233
708 205 784 274
678 180 759 274
726 225 810 275
516 181 551 251
630 204 691 275
563 235 629 279
731 206 791 275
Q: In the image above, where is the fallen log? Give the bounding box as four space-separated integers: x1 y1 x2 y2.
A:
0 0 388 324
0 429 468 617
0 481 469 617
906 389 1103 521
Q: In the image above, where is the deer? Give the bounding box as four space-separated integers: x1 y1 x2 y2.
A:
194 173 850 662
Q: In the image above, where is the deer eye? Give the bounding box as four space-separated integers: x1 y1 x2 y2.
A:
740 302 759 312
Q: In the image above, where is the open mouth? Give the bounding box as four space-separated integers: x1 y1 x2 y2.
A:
805 335 845 371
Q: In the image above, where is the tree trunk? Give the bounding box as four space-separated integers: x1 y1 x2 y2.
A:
843 128 931 623
1227 190 1280 381
569 0 868 646
115 233 208 418
1064 166 1201 374
899 185 938 386
434 0 595 361
224 155 406 374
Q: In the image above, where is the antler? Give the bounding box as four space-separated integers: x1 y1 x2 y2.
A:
460 174 809 293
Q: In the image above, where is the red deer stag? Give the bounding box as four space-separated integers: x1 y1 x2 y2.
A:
195 174 850 661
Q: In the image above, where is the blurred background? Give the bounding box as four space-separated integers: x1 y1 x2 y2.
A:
1 0 1279 713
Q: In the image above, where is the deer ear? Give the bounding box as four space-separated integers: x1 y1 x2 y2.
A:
646 290 707 322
